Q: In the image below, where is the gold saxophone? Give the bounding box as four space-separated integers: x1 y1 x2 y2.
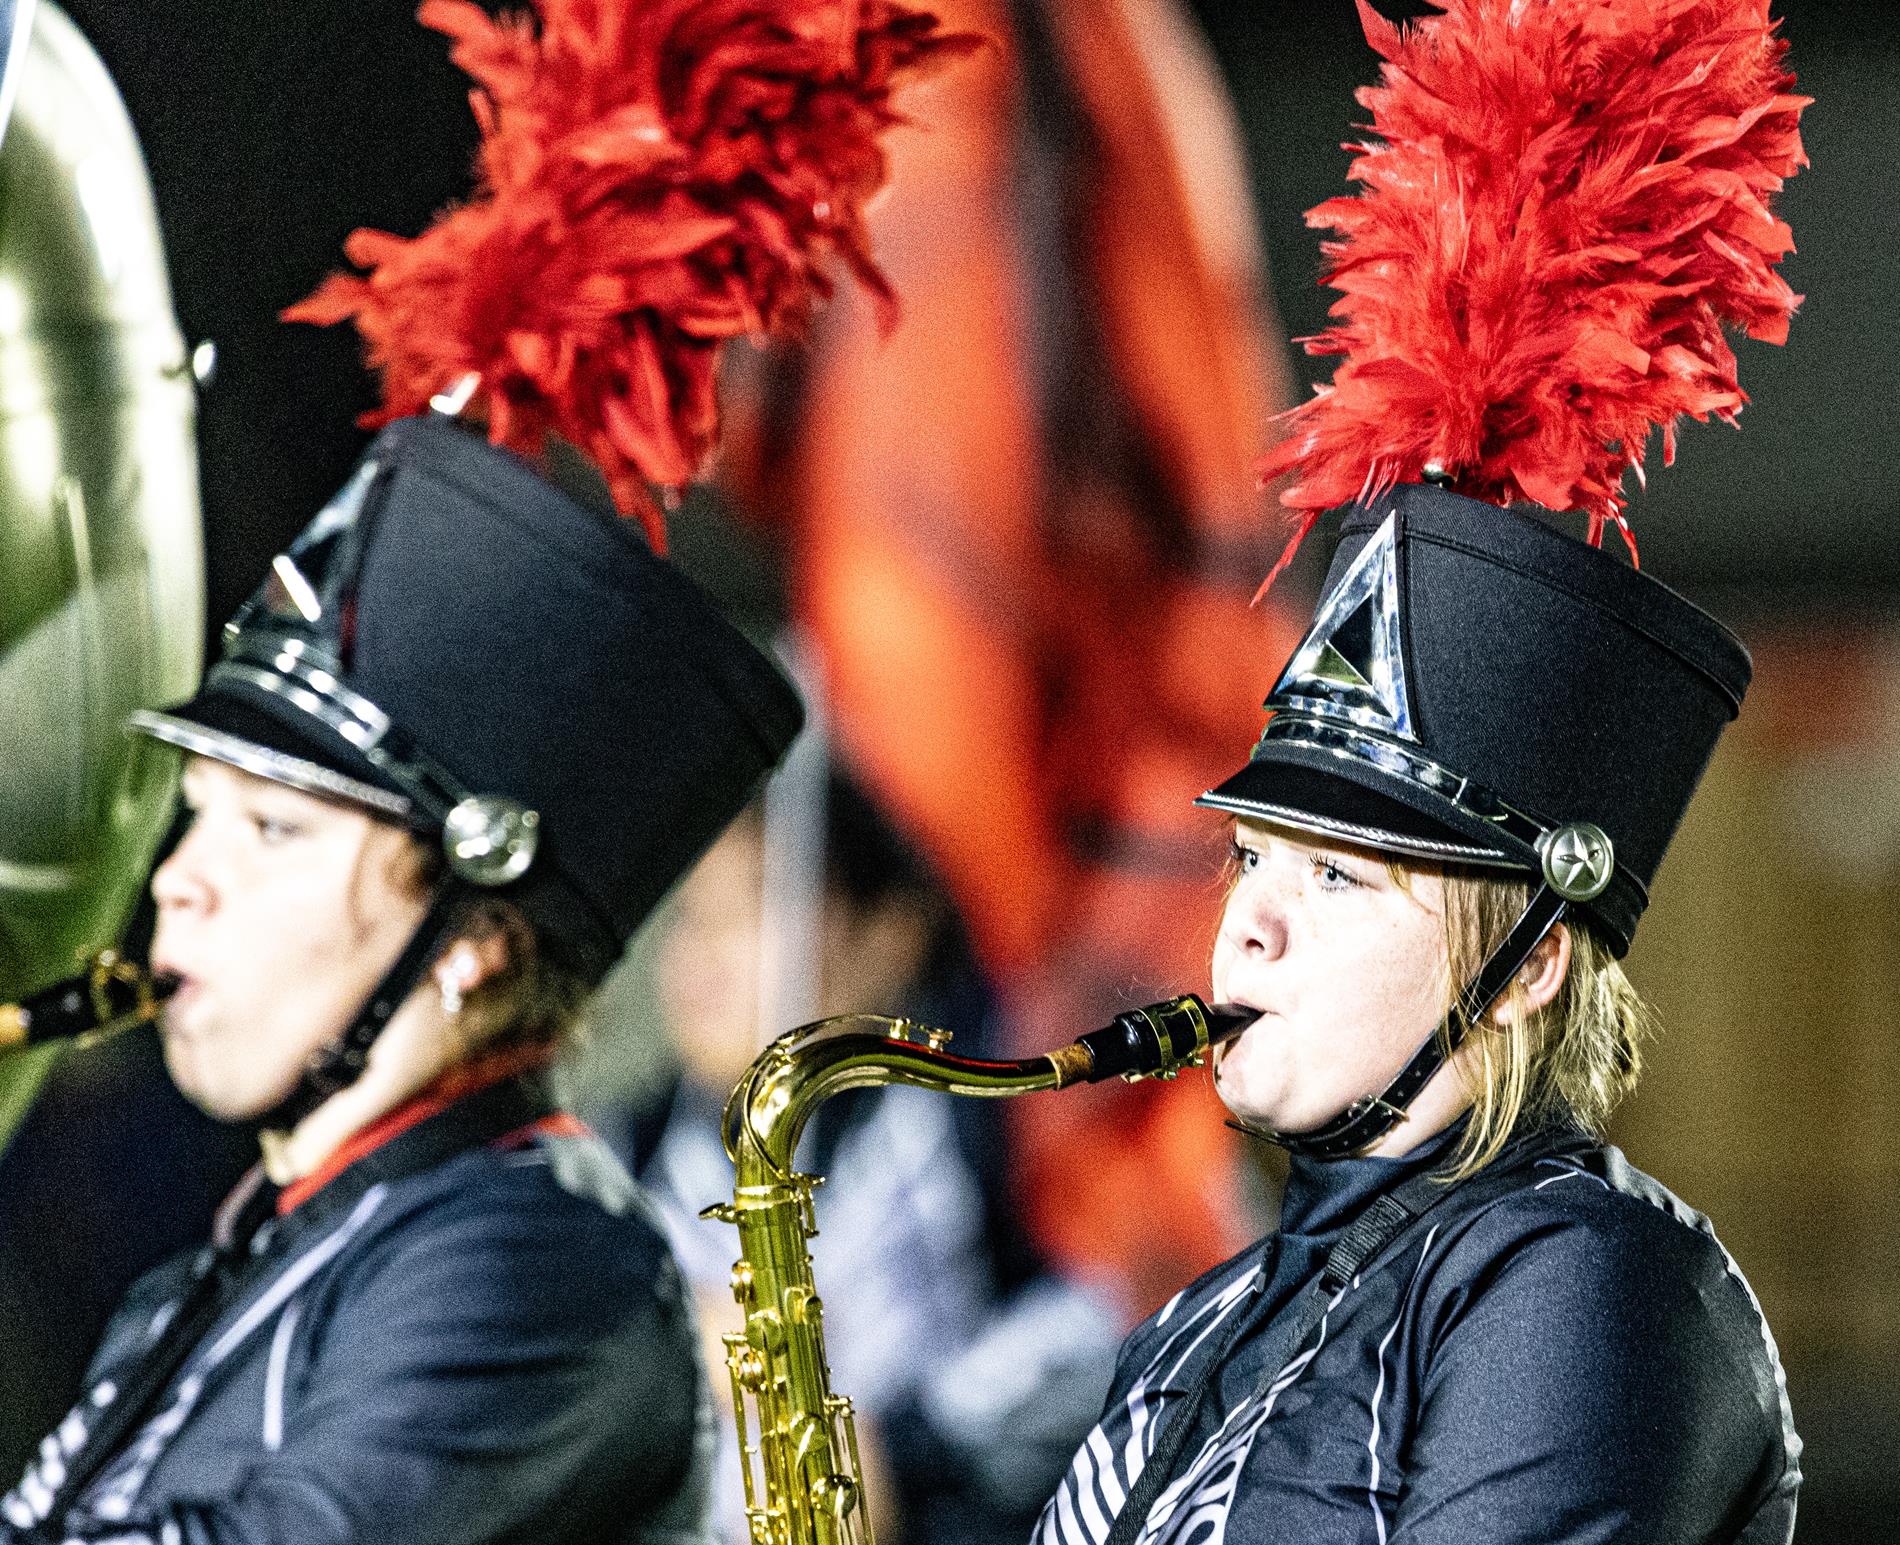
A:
703 993 1253 1545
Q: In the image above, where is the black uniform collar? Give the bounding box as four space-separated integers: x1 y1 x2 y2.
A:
240 1069 557 1240
1277 1118 1468 1241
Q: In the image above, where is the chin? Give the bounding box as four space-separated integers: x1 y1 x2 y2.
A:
194 1090 286 1126
1213 1065 1282 1132
162 1041 276 1124
1214 1059 1347 1136
1214 1033 1288 1128
167 1069 245 1122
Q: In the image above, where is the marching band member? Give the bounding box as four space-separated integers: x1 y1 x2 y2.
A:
1037 1 1808 1540
0 0 970 1537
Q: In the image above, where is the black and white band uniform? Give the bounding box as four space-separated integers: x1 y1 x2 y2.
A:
0 415 806 1544
1033 494 1800 1545
1033 0 1809 1531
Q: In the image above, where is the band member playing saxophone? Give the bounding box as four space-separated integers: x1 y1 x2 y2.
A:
1034 1 1807 1540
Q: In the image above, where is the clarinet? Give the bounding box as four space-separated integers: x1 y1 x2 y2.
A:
0 952 175 1053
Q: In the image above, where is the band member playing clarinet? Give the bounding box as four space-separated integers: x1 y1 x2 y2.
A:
1036 1 1807 1541
0 0 974 1537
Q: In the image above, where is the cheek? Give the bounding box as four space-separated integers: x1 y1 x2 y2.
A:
1218 912 1445 1101
1324 920 1448 1056
229 867 415 1034
1208 934 1234 1000
255 885 372 979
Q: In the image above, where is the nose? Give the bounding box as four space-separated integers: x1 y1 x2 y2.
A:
1220 859 1289 963
150 815 213 916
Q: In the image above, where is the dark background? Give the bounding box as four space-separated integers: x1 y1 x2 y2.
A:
52 0 1900 631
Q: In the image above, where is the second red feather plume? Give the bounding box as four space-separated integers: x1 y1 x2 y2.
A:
1256 0 1808 591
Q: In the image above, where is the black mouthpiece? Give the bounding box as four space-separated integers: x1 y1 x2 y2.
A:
8 963 176 1046
1072 994 1258 1083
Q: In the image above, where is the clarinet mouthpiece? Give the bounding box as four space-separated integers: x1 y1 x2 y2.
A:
0 955 178 1052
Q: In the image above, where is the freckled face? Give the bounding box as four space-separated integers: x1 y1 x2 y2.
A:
1210 818 1452 1135
148 757 430 1121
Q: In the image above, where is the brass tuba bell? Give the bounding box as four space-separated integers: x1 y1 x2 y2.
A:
0 0 205 1000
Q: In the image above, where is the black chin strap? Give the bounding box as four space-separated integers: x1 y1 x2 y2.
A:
1261 883 1571 1161
262 880 471 1131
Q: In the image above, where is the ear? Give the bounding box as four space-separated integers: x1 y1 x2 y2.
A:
434 928 512 996
1490 921 1571 1025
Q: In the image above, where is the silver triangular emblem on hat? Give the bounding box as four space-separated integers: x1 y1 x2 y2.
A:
1265 515 1416 740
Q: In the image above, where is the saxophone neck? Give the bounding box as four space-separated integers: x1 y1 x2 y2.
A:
721 1015 1066 1183
719 995 1255 1184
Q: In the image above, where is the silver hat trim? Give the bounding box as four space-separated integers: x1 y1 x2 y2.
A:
128 711 415 818
1193 791 1517 864
176 638 545 887
1255 715 1554 847
212 636 467 825
1195 711 1573 867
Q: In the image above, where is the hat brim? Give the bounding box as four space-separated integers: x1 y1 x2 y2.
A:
1195 745 1534 871
130 688 417 823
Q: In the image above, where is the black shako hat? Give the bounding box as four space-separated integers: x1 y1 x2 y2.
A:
133 413 805 984
1199 483 1750 957
1197 0 1800 1160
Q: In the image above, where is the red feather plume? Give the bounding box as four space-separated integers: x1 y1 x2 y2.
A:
1256 0 1809 590
284 0 980 548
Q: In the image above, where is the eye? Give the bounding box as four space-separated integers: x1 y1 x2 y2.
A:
1311 853 1363 890
1228 838 1261 873
249 812 305 845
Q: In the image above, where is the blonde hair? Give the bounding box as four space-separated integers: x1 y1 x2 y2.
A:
1435 867 1653 1178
